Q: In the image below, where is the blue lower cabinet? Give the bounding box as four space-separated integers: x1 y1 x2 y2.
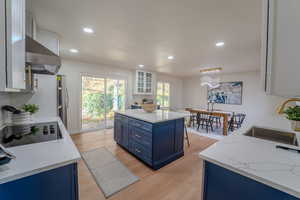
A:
0 163 78 200
203 161 299 200
114 113 184 170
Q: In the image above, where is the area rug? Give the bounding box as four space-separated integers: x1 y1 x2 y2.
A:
81 147 139 198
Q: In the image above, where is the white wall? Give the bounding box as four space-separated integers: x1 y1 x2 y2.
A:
59 59 183 134
10 74 57 119
182 71 291 130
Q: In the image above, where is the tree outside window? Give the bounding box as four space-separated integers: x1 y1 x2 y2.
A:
156 82 170 108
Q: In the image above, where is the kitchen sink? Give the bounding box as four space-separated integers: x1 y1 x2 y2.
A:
244 127 298 146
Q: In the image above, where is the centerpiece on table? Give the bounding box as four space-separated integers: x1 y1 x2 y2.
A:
283 105 300 131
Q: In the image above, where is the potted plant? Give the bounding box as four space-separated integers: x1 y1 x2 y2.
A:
283 106 300 131
12 104 39 124
22 104 39 114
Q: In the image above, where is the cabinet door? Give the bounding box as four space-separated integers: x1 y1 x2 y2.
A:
6 0 26 89
114 119 122 144
145 72 152 94
122 124 129 148
0 0 6 90
174 119 184 152
136 71 145 94
264 0 300 97
153 122 175 161
0 164 78 200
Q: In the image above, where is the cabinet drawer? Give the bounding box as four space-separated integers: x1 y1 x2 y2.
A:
130 127 152 148
130 119 152 132
129 140 152 164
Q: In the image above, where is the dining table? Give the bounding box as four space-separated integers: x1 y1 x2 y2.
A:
185 108 233 136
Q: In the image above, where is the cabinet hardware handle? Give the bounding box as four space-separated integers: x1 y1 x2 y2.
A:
135 148 141 153
135 134 141 138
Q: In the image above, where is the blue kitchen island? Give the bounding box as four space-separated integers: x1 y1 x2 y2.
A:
114 109 189 170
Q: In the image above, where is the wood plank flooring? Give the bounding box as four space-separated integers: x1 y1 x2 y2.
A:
71 129 217 200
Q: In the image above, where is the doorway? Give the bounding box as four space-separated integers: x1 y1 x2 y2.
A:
81 75 126 131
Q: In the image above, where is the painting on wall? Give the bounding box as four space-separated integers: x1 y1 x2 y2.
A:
207 82 243 105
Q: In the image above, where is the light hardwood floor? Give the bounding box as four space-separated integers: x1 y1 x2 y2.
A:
71 129 217 200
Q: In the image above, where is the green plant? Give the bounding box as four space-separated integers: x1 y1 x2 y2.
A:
22 104 39 114
284 106 300 121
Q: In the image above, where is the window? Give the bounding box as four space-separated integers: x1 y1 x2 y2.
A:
156 82 170 108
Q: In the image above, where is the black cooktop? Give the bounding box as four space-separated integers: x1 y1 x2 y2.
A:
0 122 62 148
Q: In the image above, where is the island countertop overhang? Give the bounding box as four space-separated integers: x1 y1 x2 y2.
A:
114 109 190 123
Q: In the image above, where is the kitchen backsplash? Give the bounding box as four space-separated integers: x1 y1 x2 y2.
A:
0 93 11 127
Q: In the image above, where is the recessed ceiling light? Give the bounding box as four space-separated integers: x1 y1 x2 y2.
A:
83 27 94 34
138 64 144 68
215 42 225 47
168 56 174 60
69 48 79 53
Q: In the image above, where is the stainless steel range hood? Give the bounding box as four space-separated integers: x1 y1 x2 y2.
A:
26 36 61 75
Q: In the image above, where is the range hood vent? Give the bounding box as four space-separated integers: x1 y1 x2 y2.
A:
26 36 61 75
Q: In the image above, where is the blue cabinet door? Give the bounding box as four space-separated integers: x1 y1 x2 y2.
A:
114 115 129 148
174 119 184 152
153 121 175 161
114 119 122 144
122 123 129 148
0 163 78 200
203 161 299 200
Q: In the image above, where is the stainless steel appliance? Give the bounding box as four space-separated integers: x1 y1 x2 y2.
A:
26 36 61 75
0 122 62 148
57 75 69 128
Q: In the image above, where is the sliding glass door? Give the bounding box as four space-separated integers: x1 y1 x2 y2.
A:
105 79 126 128
81 75 126 131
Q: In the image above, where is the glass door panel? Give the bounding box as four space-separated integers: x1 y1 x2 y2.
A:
81 76 106 130
81 76 126 130
164 83 170 107
156 82 164 106
106 79 126 128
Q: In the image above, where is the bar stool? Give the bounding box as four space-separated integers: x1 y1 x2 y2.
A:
184 118 191 147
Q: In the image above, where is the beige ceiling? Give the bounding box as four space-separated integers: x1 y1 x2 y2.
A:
27 0 262 77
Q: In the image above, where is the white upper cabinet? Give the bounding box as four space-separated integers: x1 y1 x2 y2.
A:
135 70 154 95
0 0 26 91
0 0 6 90
262 0 300 97
36 28 60 56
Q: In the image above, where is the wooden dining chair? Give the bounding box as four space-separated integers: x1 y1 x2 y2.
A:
189 113 197 127
211 116 222 128
197 113 214 133
228 113 246 131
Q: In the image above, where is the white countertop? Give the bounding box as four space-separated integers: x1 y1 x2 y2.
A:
115 109 190 123
200 124 300 198
0 117 81 184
